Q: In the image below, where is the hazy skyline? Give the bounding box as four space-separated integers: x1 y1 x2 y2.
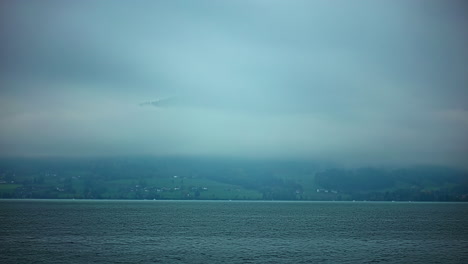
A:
1 0 467 168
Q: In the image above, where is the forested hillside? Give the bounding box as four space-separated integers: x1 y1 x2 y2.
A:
1 157 467 201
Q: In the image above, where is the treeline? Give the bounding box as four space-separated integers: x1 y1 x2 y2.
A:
0 157 312 200
1 157 467 201
315 167 468 201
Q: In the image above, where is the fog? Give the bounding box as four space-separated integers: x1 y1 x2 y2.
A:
1 0 467 168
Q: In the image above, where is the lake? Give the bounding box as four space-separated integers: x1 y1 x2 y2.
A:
1 200 467 263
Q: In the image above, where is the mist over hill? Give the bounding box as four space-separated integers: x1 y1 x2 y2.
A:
1 157 467 201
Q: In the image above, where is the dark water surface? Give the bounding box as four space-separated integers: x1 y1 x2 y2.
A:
1 200 467 263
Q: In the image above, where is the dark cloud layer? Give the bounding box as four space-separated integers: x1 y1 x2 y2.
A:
1 0 467 168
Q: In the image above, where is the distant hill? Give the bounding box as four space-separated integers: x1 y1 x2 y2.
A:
1 157 467 201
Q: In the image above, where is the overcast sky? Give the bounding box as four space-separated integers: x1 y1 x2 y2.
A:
1 0 467 168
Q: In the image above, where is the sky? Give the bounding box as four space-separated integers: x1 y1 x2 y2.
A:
0 0 467 168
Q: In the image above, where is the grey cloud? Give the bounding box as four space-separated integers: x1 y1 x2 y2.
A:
0 0 467 168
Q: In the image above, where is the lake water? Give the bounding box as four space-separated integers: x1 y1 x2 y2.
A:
1 200 467 263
